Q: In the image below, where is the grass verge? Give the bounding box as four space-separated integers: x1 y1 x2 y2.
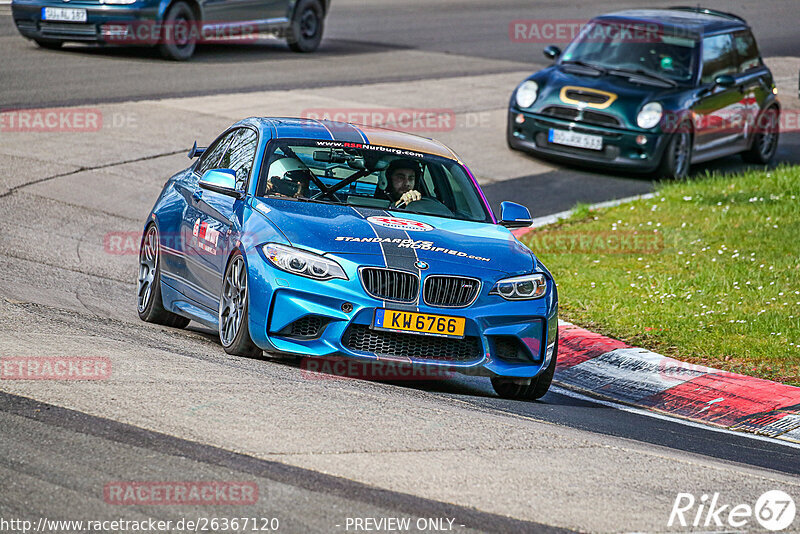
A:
521 164 800 385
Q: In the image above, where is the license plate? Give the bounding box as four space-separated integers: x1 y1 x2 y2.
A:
373 309 465 338
548 128 603 151
42 7 87 22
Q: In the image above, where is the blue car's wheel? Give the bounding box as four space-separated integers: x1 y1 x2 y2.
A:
491 335 558 401
219 252 262 357
137 224 190 328
158 1 197 61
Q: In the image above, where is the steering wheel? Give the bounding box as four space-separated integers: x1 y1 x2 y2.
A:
396 197 453 217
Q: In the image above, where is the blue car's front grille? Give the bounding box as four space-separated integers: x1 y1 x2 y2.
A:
360 268 419 303
343 324 482 363
423 275 480 308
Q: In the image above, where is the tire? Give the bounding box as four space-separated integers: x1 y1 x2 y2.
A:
34 39 63 50
656 122 692 179
158 1 197 61
137 224 191 328
287 0 324 53
219 252 262 358
742 107 779 164
491 335 558 401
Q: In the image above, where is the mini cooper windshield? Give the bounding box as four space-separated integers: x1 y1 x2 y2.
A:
256 139 492 223
561 20 699 83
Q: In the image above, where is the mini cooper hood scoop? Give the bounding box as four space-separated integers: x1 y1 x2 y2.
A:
254 199 535 274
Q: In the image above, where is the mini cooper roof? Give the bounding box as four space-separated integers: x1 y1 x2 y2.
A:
234 117 459 161
594 7 750 38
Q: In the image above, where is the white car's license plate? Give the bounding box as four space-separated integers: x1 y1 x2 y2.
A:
548 129 603 151
42 7 88 22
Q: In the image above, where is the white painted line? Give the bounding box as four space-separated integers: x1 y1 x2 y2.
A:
550 385 800 450
529 192 657 229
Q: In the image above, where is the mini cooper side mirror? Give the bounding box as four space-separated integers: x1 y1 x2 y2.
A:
543 45 561 60
499 201 532 228
199 169 243 199
714 74 736 87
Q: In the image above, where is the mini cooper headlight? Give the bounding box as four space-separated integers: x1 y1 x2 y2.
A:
262 244 347 281
515 80 539 108
490 273 547 300
637 102 663 129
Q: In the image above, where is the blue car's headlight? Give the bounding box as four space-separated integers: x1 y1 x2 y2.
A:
490 273 547 300
262 244 347 281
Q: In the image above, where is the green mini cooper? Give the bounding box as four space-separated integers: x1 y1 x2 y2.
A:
507 7 780 178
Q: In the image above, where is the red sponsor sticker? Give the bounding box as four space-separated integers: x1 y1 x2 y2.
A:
367 216 433 232
104 481 258 505
1 357 111 380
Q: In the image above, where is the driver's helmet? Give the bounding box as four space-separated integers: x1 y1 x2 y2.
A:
266 157 313 198
379 158 421 198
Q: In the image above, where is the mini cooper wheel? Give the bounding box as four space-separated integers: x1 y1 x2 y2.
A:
158 1 198 61
742 107 779 164
137 224 190 328
219 252 262 357
287 0 324 53
657 123 692 179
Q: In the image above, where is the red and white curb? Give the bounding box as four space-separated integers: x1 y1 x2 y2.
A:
553 321 800 444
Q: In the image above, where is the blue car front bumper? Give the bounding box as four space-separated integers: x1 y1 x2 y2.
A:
244 248 559 380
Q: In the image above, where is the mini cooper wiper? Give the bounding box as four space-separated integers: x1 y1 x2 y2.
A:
560 60 607 74
608 67 678 87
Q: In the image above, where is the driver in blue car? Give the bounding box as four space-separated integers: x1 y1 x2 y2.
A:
377 159 424 207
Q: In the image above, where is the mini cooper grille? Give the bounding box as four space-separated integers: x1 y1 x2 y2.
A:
565 89 610 105
343 325 482 362
423 276 480 307
360 268 419 303
541 106 621 128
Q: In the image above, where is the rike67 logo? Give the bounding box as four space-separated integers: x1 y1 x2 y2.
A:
669 490 796 531
367 216 433 232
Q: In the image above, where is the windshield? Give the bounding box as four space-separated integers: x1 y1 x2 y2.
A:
256 139 492 223
561 20 699 82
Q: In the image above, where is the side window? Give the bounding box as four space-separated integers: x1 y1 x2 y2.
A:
733 30 761 72
196 131 235 176
219 128 258 190
701 33 736 84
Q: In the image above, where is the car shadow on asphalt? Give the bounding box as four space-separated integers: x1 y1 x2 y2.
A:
50 38 410 63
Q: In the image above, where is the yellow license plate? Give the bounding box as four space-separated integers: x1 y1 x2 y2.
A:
373 309 465 338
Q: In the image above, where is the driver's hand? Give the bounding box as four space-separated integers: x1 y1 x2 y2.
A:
395 190 422 207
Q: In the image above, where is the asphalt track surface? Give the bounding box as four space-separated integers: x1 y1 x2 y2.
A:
1 0 800 532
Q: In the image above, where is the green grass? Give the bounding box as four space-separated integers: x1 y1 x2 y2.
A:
521 165 800 385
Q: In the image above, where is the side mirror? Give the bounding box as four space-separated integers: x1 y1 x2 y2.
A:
543 45 561 61
499 201 532 228
199 169 242 198
714 74 736 87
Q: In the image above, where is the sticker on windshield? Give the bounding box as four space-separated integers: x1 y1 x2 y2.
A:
367 216 433 232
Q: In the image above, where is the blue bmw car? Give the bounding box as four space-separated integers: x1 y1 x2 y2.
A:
137 118 559 400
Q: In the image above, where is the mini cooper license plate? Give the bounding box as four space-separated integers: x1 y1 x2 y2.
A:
373 309 465 338
548 128 603 151
42 7 88 22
